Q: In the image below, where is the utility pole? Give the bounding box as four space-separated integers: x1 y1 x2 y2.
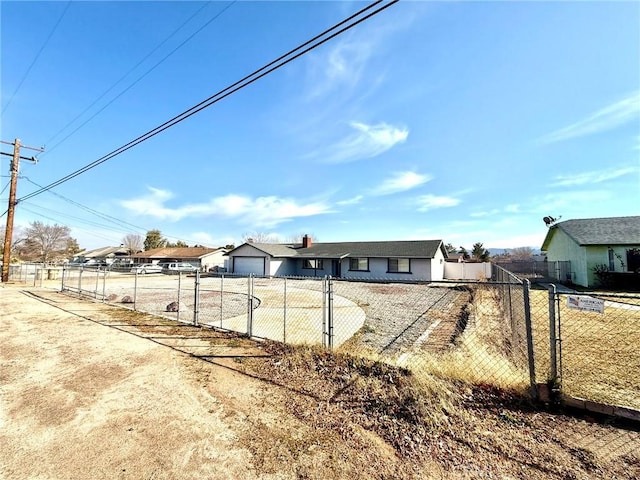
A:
1 138 42 282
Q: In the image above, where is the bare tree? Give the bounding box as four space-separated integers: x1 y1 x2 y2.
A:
510 246 535 261
121 233 143 254
0 225 25 257
286 232 319 244
21 221 73 264
241 232 279 243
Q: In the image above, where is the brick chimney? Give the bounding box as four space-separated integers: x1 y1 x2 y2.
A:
302 234 312 248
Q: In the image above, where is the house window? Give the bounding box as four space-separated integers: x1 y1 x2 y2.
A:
627 248 640 272
302 259 324 270
349 257 368 271
608 249 615 271
388 258 410 273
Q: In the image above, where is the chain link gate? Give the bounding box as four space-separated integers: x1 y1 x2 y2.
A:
547 285 640 414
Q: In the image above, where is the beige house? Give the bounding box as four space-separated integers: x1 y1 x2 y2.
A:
134 247 229 271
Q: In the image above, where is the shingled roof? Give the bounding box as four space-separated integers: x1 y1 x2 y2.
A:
230 240 446 259
542 216 640 249
136 247 223 259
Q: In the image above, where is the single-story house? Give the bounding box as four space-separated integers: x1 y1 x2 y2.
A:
541 216 640 288
70 246 130 265
225 236 448 281
133 247 229 271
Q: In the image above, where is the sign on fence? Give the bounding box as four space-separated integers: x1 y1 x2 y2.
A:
567 295 605 314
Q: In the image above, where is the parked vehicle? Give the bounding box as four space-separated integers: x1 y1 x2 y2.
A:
131 264 163 274
161 262 198 274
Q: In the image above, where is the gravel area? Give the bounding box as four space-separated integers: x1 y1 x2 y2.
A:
62 273 472 354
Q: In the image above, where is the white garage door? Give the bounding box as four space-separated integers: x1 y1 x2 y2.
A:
233 256 265 275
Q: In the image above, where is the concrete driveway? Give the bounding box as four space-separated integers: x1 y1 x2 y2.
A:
208 283 366 348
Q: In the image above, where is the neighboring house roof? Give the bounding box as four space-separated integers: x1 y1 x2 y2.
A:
228 240 446 259
542 216 640 250
136 247 226 259
77 246 129 258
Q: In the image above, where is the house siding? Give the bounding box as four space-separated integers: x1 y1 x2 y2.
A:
545 229 586 286
340 257 432 281
430 248 446 281
229 244 270 275
270 259 297 276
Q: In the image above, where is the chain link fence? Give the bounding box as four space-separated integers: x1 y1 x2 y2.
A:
547 289 640 412
54 264 640 415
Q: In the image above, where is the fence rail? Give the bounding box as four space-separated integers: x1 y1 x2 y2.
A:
9 262 638 414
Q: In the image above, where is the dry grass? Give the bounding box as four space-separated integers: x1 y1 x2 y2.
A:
528 289 640 409
45 289 640 479
238 341 640 479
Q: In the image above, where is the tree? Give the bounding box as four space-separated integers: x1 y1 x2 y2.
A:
510 247 534 261
165 240 189 248
241 232 279 243
444 243 457 254
0 225 25 257
121 233 143 254
458 247 470 261
286 232 319 244
144 230 166 251
21 221 74 264
66 237 82 256
471 242 490 262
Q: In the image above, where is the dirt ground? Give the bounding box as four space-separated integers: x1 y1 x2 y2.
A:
2 284 640 480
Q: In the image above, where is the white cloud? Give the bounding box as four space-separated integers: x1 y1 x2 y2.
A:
539 91 640 144
336 195 364 206
470 209 500 218
373 171 431 195
550 166 636 187
121 188 332 227
416 194 460 211
318 121 409 163
471 204 521 217
305 39 374 99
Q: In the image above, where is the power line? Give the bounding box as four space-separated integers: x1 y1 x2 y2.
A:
1 1 72 114
18 0 398 203
20 177 216 247
41 1 236 156
22 176 150 233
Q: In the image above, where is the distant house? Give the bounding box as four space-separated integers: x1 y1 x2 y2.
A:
71 246 129 265
541 216 640 288
225 235 448 281
133 247 229 271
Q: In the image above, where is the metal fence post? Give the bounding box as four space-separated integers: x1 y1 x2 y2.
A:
61 266 66 292
94 268 99 299
101 269 106 302
133 270 138 311
220 274 224 328
283 276 287 344
193 270 200 326
548 284 558 384
78 269 83 298
177 272 182 322
523 279 537 399
247 274 253 337
328 276 334 350
322 276 327 348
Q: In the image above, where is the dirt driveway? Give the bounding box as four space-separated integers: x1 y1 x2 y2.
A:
0 286 276 480
3 284 640 480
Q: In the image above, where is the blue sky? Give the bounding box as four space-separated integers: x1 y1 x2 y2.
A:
1 1 639 251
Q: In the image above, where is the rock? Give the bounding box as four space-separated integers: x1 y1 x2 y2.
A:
166 301 179 312
121 296 134 304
